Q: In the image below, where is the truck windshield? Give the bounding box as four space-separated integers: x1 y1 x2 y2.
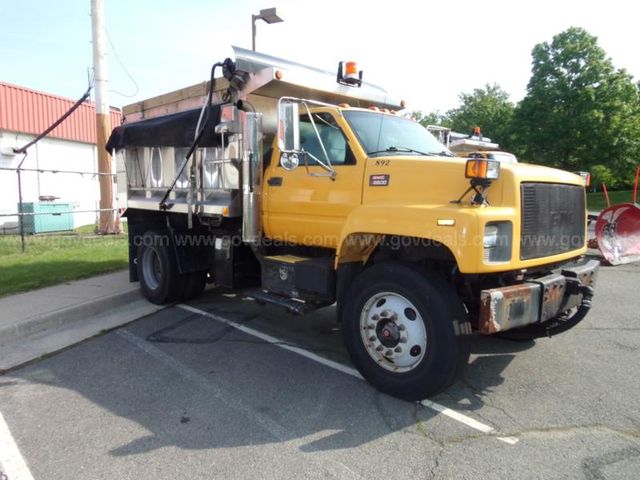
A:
343 111 454 158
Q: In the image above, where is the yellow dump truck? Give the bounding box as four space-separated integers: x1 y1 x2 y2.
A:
107 47 599 400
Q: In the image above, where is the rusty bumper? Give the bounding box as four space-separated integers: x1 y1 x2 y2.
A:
478 259 599 334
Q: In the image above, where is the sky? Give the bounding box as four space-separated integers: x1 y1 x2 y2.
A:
1 0 639 114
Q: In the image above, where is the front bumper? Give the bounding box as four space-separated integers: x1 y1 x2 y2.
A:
478 259 599 334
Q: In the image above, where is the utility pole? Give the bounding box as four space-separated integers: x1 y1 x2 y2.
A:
91 0 118 233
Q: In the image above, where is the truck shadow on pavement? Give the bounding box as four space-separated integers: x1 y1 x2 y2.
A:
0 298 535 457
1 307 439 456
441 335 536 413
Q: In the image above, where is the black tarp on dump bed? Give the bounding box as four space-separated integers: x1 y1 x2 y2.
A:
106 106 222 152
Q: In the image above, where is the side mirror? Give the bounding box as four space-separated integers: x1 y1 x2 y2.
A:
277 101 300 152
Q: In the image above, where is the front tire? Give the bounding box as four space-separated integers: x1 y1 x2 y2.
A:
342 263 471 401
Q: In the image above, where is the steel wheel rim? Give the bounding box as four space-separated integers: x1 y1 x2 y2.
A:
142 247 162 290
359 291 427 372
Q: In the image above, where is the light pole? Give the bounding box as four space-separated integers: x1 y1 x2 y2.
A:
252 7 283 51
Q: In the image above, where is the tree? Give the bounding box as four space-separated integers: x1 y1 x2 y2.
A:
446 84 515 148
515 27 640 183
411 110 450 128
590 164 617 190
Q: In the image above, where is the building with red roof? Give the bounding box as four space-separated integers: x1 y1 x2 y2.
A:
0 81 122 231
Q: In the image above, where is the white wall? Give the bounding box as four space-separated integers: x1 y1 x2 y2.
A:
0 131 115 232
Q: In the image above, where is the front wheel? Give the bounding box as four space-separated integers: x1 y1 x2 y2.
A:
342 263 471 401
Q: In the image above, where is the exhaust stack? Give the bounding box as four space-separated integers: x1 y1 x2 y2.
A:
241 111 263 244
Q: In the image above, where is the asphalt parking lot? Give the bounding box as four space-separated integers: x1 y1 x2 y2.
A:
1 259 639 480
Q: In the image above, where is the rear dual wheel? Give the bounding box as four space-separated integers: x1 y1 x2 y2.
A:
182 270 207 300
137 231 207 304
342 263 471 401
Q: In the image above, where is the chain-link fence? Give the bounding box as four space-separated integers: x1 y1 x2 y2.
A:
0 156 121 252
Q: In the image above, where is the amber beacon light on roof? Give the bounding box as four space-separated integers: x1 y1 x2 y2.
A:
337 61 363 87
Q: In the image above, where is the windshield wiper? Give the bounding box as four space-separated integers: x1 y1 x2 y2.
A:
367 146 455 157
367 146 429 156
426 150 456 157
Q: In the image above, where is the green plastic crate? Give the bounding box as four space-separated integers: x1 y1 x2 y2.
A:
18 202 74 234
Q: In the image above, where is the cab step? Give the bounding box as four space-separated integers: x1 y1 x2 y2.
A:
248 290 321 315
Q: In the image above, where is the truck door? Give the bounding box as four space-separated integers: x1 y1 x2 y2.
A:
263 111 364 249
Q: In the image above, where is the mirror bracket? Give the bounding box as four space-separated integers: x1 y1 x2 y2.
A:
277 96 338 178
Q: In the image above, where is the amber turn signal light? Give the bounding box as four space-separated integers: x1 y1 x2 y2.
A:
465 159 500 180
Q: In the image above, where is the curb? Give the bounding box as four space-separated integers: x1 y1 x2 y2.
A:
0 288 141 345
0 291 165 372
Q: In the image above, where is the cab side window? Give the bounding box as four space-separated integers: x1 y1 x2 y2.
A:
299 113 355 166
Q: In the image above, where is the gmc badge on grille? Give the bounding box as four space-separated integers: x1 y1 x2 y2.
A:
370 174 390 186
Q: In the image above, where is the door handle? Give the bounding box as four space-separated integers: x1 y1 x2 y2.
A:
267 177 283 186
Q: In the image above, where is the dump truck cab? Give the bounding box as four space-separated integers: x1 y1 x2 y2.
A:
108 47 599 400
269 101 588 271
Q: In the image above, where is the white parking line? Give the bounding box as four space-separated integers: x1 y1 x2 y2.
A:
420 400 519 444
178 303 364 379
177 303 519 445
0 411 35 480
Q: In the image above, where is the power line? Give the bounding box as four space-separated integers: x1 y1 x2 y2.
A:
105 28 139 98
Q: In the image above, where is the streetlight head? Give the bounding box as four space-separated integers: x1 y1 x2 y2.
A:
252 7 284 51
258 7 283 24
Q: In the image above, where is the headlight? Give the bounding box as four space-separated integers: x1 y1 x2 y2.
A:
484 221 512 263
483 225 499 248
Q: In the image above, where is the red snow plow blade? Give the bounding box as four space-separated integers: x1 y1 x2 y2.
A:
595 203 640 265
